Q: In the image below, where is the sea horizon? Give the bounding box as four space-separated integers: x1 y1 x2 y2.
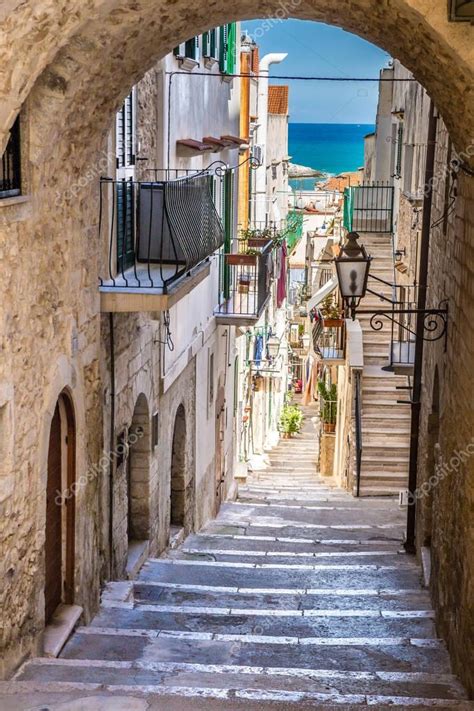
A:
288 122 375 188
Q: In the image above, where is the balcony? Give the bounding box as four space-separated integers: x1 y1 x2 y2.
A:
99 172 224 312
343 182 394 233
312 318 346 363
215 239 274 326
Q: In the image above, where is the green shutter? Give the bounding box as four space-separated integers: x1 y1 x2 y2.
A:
210 29 217 59
202 31 209 57
185 37 199 61
116 180 135 273
219 25 228 72
223 170 233 299
227 23 236 75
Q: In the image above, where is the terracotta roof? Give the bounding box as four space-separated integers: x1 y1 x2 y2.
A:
268 85 289 115
320 171 363 192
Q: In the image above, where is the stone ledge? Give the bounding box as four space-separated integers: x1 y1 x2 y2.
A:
43 604 83 658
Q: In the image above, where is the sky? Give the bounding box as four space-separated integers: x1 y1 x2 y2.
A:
242 20 391 124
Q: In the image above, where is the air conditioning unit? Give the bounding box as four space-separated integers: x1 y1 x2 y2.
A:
251 145 264 166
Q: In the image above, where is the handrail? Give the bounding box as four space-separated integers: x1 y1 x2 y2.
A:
354 369 363 498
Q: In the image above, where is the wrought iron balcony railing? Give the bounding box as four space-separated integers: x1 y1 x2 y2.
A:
215 240 274 325
99 171 224 293
343 182 394 233
312 316 346 363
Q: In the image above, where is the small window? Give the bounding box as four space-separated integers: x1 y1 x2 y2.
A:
174 37 199 62
394 123 404 179
203 29 218 59
1 116 21 198
152 411 159 449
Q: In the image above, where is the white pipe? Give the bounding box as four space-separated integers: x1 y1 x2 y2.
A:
255 53 288 225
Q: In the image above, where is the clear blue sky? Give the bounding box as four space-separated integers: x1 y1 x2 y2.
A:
242 20 391 124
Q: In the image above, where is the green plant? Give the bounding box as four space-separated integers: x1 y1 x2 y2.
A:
279 404 304 435
320 294 340 320
318 381 338 424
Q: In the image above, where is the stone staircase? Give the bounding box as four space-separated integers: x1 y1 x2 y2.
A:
0 404 470 709
355 233 412 497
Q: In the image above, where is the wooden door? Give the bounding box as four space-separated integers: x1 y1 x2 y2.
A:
45 403 62 622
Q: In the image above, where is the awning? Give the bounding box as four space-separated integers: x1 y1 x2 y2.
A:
307 276 338 311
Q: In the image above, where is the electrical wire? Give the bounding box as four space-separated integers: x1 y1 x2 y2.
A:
166 71 417 82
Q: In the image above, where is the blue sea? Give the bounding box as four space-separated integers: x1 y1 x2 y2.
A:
289 123 375 189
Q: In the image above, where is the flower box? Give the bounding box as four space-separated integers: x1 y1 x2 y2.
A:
247 238 272 249
225 253 258 266
322 318 344 328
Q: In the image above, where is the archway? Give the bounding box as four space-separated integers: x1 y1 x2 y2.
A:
127 393 151 544
1 2 473 160
45 391 76 623
170 404 188 532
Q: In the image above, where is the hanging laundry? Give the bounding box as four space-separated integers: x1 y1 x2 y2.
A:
276 240 287 308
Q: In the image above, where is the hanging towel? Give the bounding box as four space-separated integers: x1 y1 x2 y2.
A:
254 334 264 366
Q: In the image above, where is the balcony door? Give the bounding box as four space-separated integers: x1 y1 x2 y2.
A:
116 90 136 274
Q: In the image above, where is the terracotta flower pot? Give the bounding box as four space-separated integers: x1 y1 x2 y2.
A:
225 253 258 266
323 422 336 433
322 318 344 328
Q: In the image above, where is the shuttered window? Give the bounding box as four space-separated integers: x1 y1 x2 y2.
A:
395 123 404 179
116 180 135 273
174 37 199 61
202 29 218 59
116 92 135 169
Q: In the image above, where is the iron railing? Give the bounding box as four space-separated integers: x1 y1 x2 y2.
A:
343 182 394 233
312 320 346 361
216 240 274 319
99 172 224 291
354 370 363 497
0 117 21 198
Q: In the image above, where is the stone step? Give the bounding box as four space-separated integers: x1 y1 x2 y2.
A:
137 559 423 591
204 522 406 543
132 581 430 612
13 658 469 704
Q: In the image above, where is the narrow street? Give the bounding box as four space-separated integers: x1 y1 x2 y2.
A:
1 403 470 709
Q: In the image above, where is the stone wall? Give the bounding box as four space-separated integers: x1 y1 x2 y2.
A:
415 118 474 696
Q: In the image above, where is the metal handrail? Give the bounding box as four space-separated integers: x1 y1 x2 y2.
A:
343 182 394 233
354 370 363 497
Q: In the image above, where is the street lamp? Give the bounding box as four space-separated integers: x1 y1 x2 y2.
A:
334 231 372 319
266 335 281 360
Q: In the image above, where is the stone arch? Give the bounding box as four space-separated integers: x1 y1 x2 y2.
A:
128 392 151 542
1 1 473 160
170 403 188 529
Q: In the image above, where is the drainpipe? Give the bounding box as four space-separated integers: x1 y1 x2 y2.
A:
404 100 438 554
254 53 288 225
108 313 115 577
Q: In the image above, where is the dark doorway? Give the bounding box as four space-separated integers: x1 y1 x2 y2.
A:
170 404 186 528
45 393 76 623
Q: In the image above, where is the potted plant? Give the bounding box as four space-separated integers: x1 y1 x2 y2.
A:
279 403 304 438
240 227 274 249
318 381 337 433
320 294 344 328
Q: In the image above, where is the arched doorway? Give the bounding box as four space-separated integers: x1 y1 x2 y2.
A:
126 394 151 574
170 404 187 532
45 392 76 623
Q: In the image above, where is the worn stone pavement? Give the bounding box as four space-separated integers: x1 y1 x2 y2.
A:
0 403 472 710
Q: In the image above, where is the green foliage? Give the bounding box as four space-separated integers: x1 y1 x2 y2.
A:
279 404 304 435
320 294 340 319
318 381 338 424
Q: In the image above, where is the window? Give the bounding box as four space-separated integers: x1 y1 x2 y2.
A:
116 92 136 273
208 351 215 406
202 29 218 59
174 37 199 63
394 123 404 179
116 92 135 169
152 412 159 449
1 116 21 198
